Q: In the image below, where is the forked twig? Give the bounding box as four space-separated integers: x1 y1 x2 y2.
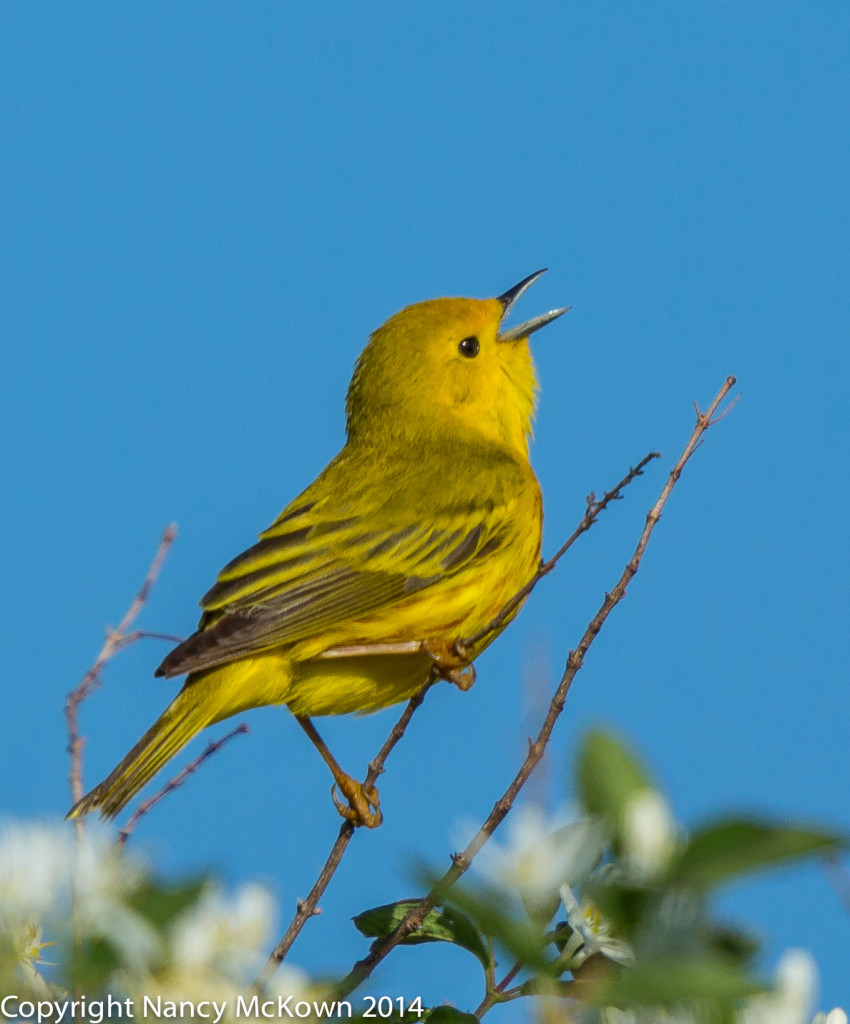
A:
255 446 660 991
329 376 738 999
117 724 249 846
65 525 177 820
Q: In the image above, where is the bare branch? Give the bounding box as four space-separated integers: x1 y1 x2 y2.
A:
117 724 248 846
255 443 667 991
330 376 738 999
65 525 177 823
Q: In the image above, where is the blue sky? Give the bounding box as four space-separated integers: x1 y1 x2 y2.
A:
2 1 849 1011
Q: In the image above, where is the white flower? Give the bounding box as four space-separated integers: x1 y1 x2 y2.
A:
261 964 315 1008
0 821 72 923
171 882 275 978
124 882 310 1015
5 921 55 997
621 789 676 883
599 1012 637 1024
0 817 315 1009
0 819 162 990
812 1011 848 1024
12 922 54 967
741 949 817 1024
70 825 160 967
473 805 605 921
558 882 633 968
131 963 313 1021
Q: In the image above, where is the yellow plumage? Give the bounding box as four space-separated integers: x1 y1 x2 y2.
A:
68 273 566 823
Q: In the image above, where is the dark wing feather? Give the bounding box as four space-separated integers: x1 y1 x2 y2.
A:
156 445 523 678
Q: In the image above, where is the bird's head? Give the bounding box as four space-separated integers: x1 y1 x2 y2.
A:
346 271 567 457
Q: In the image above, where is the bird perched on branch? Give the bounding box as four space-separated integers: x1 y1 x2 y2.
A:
68 271 567 827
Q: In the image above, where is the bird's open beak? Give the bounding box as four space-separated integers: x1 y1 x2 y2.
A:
497 268 569 343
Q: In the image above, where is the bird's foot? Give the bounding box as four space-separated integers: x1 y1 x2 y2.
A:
331 774 383 829
423 639 476 691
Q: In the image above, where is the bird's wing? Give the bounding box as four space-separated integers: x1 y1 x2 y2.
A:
155 447 530 678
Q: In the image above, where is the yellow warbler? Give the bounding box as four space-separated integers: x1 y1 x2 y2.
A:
68 271 566 826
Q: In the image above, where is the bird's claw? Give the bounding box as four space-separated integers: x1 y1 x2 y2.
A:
331 777 383 829
448 663 476 691
423 639 476 691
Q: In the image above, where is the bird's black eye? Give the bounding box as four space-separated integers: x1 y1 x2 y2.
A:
458 335 480 358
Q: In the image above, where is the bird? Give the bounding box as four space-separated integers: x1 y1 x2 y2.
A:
67 270 567 827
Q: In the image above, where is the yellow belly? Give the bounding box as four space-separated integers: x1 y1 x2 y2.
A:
286 651 433 716
199 648 432 721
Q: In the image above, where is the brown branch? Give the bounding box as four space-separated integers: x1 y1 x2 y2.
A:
463 451 660 648
253 678 437 993
474 959 524 1018
331 376 738 999
113 630 185 651
65 524 177 820
255 447 661 991
117 724 248 846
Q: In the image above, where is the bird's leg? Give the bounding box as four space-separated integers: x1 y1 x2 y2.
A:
422 639 476 691
295 715 382 828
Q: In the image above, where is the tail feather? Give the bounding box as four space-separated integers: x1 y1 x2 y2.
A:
67 691 213 820
67 654 290 821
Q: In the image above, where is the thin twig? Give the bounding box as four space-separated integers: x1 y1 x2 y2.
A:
498 961 523 993
474 959 524 1018
117 724 248 846
464 452 660 648
113 630 185 651
253 679 437 993
65 525 177 823
515 978 580 999
254 449 656 992
331 376 738 999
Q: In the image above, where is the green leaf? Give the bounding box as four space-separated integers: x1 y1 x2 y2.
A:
707 925 761 966
353 899 492 968
129 877 209 932
439 905 493 969
70 936 119 995
576 731 652 829
674 818 846 888
597 957 766 1006
437 882 551 973
423 1009 479 1024
347 1007 474 1024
